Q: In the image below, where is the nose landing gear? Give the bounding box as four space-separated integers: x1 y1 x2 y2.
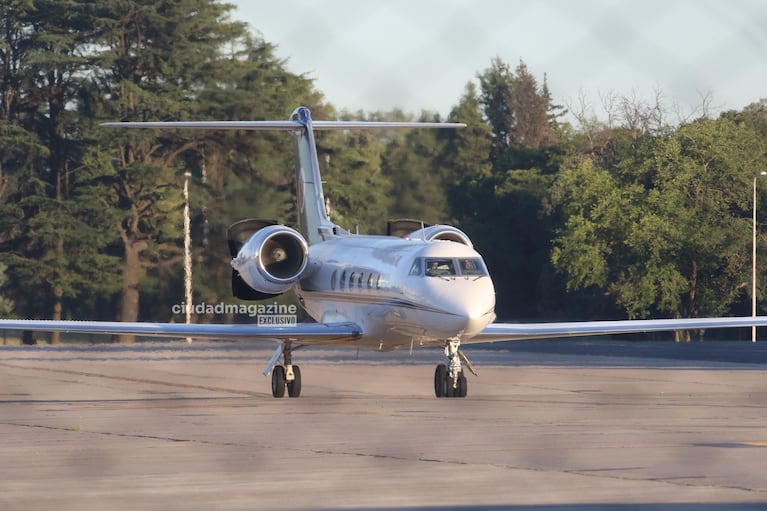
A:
434 339 474 398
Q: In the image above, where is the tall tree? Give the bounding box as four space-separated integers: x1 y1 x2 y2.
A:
477 57 513 160
549 117 767 339
0 0 120 341
460 60 563 319
444 82 493 202
505 61 553 150
443 82 493 232
318 120 391 234
380 112 450 224
477 58 557 158
184 35 325 319
81 0 250 340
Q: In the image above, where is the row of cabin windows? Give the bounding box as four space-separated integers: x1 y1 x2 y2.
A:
330 269 385 291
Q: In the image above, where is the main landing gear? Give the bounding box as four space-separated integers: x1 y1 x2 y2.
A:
434 339 475 398
271 342 302 398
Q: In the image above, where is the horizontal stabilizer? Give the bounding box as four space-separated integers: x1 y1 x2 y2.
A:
101 120 466 131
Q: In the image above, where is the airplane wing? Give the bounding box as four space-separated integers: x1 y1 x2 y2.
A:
0 319 361 345
465 316 767 344
2 316 765 346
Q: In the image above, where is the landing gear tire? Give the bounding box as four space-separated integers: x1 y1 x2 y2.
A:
435 364 467 398
271 365 286 398
436 340 473 398
445 373 465 398
456 373 468 398
434 364 448 397
287 365 302 398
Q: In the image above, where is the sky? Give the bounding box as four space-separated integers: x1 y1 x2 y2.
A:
231 0 767 120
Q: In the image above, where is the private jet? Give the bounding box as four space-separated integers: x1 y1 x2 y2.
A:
2 106 767 398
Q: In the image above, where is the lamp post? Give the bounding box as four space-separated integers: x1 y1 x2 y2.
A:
184 171 193 342
753 171 767 342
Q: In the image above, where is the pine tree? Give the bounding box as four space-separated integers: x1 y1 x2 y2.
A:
380 111 450 224
0 0 120 341
185 35 324 317
80 0 250 340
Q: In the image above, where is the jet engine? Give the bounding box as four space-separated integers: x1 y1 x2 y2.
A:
406 224 473 248
228 220 309 299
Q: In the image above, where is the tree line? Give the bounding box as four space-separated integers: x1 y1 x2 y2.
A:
1 1 766 342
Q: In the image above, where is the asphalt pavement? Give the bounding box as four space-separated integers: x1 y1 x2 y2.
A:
1 340 766 510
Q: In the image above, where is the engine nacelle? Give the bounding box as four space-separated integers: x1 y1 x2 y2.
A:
230 225 309 295
406 224 473 248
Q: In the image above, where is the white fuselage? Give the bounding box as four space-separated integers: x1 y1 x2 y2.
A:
295 236 497 350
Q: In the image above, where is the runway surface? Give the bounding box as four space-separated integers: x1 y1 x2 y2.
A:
1 340 767 510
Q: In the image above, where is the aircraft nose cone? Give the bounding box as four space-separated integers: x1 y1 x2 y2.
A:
460 303 496 337
440 280 496 337
420 272 496 340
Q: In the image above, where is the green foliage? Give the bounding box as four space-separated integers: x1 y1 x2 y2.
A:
381 116 449 224
318 127 390 233
2 3 767 336
188 35 321 309
477 58 559 157
0 0 121 334
0 263 14 317
450 63 563 319
80 0 270 334
549 117 767 334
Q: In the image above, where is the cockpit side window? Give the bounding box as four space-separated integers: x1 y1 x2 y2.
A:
457 258 487 276
408 258 423 276
425 258 456 277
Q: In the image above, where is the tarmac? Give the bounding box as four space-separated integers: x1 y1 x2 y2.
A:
1 339 767 510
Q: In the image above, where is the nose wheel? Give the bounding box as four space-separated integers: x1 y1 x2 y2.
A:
434 363 467 397
434 339 473 398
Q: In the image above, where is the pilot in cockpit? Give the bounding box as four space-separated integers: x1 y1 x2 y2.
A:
426 260 454 276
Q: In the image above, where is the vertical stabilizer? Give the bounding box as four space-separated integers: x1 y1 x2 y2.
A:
290 107 338 245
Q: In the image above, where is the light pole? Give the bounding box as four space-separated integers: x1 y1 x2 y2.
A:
184 171 193 342
753 171 767 342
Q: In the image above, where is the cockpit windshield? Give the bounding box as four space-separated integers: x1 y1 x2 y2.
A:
425 259 456 276
458 258 485 276
409 257 487 277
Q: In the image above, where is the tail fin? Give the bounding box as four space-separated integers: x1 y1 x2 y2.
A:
287 107 466 244
102 107 465 245
289 107 337 245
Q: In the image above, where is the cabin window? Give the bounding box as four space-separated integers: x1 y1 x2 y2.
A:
377 274 392 290
340 270 347 290
357 272 364 288
367 273 374 288
330 269 338 290
349 272 356 289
